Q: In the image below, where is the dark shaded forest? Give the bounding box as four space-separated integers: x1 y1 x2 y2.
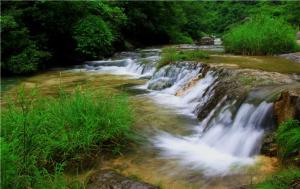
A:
1 1 299 75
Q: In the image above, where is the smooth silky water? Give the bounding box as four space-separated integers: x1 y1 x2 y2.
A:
1 48 280 189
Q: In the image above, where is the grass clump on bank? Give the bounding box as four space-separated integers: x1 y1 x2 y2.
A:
1 88 134 189
224 15 298 55
254 119 300 189
158 47 209 68
276 119 300 160
254 169 300 189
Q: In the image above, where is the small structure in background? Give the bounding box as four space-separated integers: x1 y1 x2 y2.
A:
198 36 214 45
297 31 300 45
214 38 222 45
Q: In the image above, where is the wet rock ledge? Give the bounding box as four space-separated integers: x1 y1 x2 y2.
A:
88 170 159 189
274 88 300 123
261 88 300 157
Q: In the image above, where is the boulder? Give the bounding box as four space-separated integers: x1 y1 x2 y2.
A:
274 88 300 124
88 170 159 189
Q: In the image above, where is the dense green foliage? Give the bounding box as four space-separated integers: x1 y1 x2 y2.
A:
73 15 114 59
276 119 300 159
224 15 298 55
202 1 300 34
1 1 299 74
1 88 133 188
158 48 209 68
254 168 300 189
1 14 51 74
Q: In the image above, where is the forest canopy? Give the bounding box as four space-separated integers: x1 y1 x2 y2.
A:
1 1 300 75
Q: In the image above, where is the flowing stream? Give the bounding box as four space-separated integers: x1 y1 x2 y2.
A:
2 48 280 188
75 48 277 187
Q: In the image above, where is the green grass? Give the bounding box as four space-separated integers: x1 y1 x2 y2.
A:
1 87 134 188
254 168 300 189
158 47 209 68
224 15 298 55
255 120 300 189
276 119 300 159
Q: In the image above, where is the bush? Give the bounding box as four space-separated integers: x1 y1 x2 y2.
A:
158 47 209 68
223 15 298 55
6 44 51 74
276 119 300 159
73 15 114 59
168 31 194 44
1 88 134 188
254 169 300 189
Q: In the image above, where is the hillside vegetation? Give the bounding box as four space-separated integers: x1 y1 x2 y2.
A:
1 1 300 75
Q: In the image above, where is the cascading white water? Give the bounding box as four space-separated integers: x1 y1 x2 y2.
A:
153 101 273 176
144 62 273 176
81 50 159 77
147 71 216 116
75 48 275 177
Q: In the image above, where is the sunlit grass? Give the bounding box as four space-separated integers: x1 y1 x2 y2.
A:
1 87 134 188
224 15 298 55
254 168 300 189
158 47 209 68
276 119 300 159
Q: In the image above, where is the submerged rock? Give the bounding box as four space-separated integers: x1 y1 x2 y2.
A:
88 170 159 189
148 77 172 90
274 88 300 123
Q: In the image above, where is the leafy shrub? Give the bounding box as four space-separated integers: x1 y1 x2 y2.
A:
158 47 209 68
254 168 300 189
6 44 51 74
224 15 298 55
1 88 134 188
1 14 51 74
276 119 300 159
169 31 193 44
73 15 114 59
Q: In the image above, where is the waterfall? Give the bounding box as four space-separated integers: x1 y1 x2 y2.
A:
144 62 274 176
81 50 159 77
153 101 273 176
77 48 275 176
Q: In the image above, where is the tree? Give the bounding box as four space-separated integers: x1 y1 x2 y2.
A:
73 15 114 59
1 12 50 74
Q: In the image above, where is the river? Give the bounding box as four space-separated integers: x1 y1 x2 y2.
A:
1 47 281 189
